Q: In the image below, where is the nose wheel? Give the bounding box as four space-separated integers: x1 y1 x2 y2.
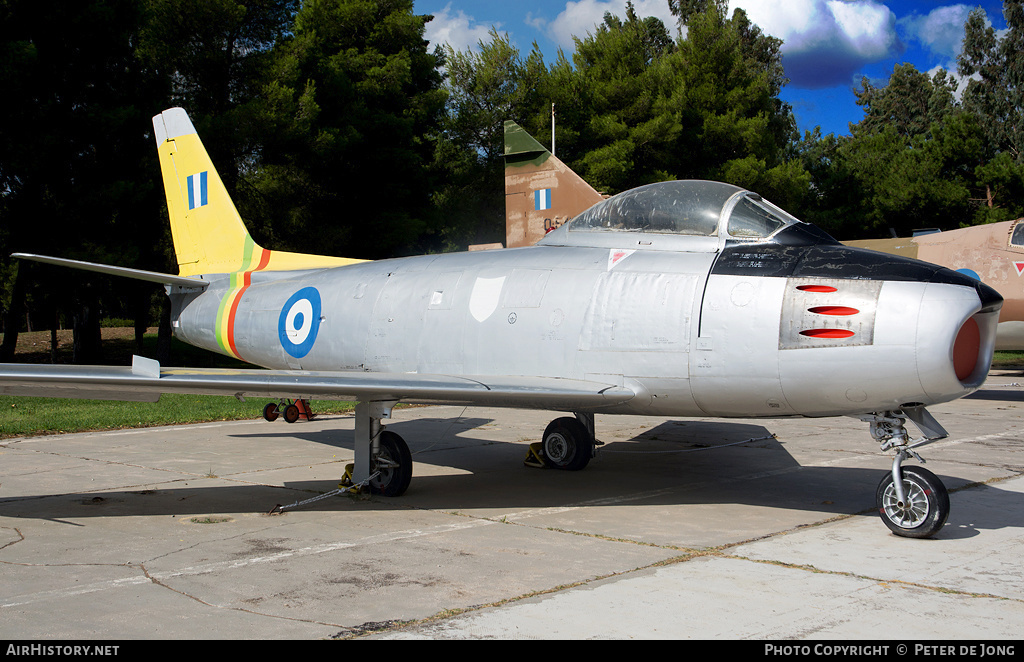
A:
875 465 950 538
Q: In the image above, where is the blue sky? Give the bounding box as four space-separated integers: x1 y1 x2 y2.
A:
412 0 1009 137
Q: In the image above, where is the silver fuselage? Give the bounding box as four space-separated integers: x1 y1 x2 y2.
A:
171 229 1001 419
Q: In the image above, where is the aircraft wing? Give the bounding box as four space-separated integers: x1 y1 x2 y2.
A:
0 357 636 411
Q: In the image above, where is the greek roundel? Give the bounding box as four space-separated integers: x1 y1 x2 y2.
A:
278 287 322 358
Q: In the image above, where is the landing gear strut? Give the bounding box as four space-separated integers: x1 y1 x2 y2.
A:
346 401 412 497
862 407 950 538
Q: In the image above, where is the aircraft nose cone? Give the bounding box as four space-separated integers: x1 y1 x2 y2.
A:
971 277 1003 314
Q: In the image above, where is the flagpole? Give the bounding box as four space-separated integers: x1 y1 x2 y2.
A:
551 103 556 157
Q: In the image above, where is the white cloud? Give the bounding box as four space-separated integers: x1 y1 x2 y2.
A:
525 12 547 32
731 0 898 59
542 0 903 89
546 0 678 50
423 2 498 53
730 0 903 88
898 4 975 61
731 0 818 41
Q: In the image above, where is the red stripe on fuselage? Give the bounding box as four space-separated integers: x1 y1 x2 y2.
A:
227 249 272 359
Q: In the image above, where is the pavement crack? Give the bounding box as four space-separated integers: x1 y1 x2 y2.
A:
0 526 25 551
136 561 347 629
725 555 1024 603
340 550 706 639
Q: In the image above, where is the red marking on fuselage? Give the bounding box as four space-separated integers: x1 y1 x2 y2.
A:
800 328 856 339
226 248 272 359
808 306 860 316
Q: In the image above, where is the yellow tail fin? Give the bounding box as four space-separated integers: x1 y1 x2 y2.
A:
152 108 363 277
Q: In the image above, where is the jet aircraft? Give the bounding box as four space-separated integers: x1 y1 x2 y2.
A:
0 109 1004 538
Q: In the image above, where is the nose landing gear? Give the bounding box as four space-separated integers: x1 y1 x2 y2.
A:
862 407 950 538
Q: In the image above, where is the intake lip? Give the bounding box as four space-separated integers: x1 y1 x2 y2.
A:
972 279 1003 314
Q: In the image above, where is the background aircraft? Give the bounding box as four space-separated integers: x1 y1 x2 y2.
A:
847 226 1024 350
503 120 606 247
0 110 1003 538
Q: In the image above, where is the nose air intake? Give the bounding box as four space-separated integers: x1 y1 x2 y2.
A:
951 278 1001 387
954 317 981 382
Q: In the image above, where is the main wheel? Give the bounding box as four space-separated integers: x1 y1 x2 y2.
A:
541 417 593 471
262 402 279 422
369 430 413 497
876 466 950 538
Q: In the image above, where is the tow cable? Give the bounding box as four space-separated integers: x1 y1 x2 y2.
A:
268 468 380 514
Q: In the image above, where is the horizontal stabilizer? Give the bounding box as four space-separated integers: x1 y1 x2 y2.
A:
12 253 209 289
0 358 636 412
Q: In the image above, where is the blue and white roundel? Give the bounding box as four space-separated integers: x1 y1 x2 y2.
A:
279 287 322 359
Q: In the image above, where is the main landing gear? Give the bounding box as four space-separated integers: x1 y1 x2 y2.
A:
342 401 413 497
343 406 600 498
523 413 598 470
862 407 951 538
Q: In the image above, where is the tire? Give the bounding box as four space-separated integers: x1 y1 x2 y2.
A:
262 402 279 422
283 403 300 424
541 417 593 471
369 431 413 497
876 466 950 538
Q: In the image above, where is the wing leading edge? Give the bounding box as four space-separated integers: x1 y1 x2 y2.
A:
0 357 636 412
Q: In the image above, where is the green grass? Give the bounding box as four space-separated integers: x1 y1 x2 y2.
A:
0 328 359 439
992 351 1024 368
0 394 357 439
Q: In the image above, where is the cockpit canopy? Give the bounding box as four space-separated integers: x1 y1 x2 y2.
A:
566 180 800 239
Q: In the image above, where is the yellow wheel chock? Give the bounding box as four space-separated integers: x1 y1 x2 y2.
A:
523 442 546 468
340 463 355 488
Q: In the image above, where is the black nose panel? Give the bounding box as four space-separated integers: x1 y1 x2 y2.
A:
715 241 1000 310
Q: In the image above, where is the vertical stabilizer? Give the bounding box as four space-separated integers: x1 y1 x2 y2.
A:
503 121 604 248
152 108 362 276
